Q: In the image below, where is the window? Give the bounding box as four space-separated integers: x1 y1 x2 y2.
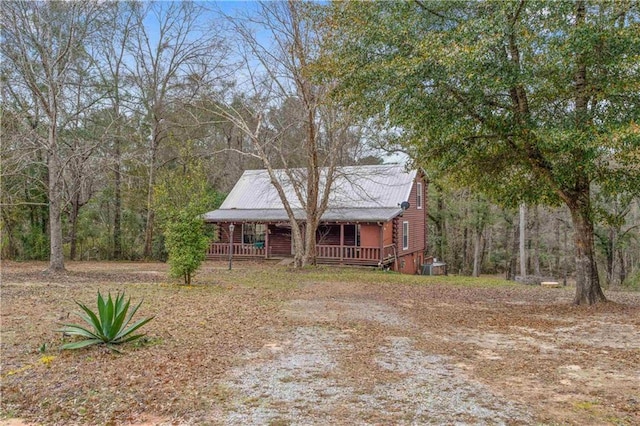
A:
402 221 409 250
242 224 266 244
416 182 423 209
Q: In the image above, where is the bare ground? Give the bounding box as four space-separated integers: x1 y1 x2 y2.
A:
1 261 639 425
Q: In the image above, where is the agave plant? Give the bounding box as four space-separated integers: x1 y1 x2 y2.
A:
58 291 154 351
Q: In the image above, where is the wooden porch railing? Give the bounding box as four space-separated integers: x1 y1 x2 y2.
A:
316 245 381 262
207 243 397 265
206 243 266 258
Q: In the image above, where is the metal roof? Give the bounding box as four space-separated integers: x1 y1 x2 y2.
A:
205 164 416 223
203 207 404 223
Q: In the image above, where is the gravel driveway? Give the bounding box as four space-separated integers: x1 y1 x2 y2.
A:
222 297 533 425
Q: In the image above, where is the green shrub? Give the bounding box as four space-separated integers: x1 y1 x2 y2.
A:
163 208 209 285
58 291 154 351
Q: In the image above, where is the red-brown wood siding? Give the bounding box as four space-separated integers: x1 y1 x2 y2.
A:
217 224 238 243
268 225 292 256
397 251 424 274
395 175 427 256
383 222 393 246
422 178 429 255
360 224 380 247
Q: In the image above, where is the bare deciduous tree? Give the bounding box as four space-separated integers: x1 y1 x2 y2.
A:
125 0 228 258
207 0 357 267
2 0 104 272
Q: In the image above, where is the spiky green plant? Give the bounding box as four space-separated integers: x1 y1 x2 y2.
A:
58 291 154 351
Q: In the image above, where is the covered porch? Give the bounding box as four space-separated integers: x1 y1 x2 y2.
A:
205 222 397 267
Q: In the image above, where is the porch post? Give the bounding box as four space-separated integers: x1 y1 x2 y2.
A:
340 223 344 263
228 223 235 270
379 224 384 264
265 224 270 259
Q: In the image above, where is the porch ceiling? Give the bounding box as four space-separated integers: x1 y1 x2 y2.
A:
203 207 403 223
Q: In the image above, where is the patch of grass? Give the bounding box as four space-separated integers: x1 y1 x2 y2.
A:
269 418 291 426
131 336 163 349
573 400 600 412
605 416 633 426
227 265 520 289
0 409 19 421
279 375 296 383
211 384 234 404
2 261 639 425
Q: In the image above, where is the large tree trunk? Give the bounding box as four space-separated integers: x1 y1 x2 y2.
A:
564 1 605 305
47 149 65 272
567 198 606 305
291 222 305 268
143 134 158 259
304 216 318 267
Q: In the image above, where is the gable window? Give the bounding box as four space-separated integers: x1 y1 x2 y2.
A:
416 182 423 209
242 223 266 244
402 221 409 250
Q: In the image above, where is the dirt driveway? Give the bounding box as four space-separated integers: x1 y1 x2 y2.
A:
222 280 639 425
1 261 639 425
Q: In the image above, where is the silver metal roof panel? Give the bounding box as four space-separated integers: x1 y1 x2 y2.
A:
217 164 416 211
204 207 404 223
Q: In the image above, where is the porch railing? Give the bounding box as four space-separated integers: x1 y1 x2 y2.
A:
206 243 266 257
316 245 381 262
207 242 397 264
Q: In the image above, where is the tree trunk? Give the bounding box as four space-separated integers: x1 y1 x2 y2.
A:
618 248 627 285
113 138 123 259
291 221 305 268
69 192 80 260
554 218 561 277
472 229 482 277
568 202 606 305
436 191 445 260
605 227 616 288
519 203 526 278
533 205 541 276
304 218 318 266
564 1 605 305
143 135 158 259
507 214 519 280
47 149 65 272
504 214 514 280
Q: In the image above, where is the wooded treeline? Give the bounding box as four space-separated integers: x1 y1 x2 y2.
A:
427 186 640 289
1 1 639 290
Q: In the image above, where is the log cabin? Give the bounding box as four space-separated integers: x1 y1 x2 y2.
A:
203 164 428 274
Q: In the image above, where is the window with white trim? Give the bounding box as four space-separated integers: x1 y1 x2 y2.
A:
416 182 423 209
402 221 409 250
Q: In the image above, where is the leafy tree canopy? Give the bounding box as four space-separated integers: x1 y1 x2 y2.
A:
317 0 640 206
315 0 640 304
